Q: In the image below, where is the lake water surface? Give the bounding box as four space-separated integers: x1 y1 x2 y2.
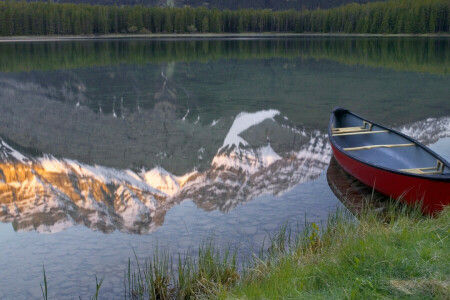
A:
0 37 449 299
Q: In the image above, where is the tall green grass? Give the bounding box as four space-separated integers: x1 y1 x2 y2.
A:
219 201 449 299
40 267 103 300
40 266 48 300
124 239 239 299
122 199 449 299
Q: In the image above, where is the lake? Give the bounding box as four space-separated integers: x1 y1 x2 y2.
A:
0 37 449 299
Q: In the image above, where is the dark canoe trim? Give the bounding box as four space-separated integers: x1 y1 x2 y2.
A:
328 108 450 182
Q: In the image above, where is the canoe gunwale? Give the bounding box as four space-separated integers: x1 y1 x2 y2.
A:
328 108 450 182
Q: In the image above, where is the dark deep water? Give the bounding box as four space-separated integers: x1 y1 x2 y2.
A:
0 37 449 299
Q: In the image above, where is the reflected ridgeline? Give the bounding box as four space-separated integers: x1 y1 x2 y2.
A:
0 38 448 75
0 62 210 174
1 111 449 234
1 45 449 149
0 110 331 234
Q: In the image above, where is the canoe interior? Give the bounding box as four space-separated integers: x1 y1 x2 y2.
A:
331 111 450 175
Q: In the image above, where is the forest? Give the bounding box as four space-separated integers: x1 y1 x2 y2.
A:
0 0 448 36
25 0 383 11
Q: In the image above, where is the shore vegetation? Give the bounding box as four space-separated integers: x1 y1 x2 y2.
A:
1 0 448 36
40 202 450 299
218 203 450 299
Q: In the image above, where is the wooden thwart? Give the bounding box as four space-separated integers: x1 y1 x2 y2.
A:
344 143 415 151
332 130 388 136
401 160 444 175
332 121 373 134
331 121 388 136
332 126 369 133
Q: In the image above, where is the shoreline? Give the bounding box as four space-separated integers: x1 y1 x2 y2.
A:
1 33 449 42
117 206 450 298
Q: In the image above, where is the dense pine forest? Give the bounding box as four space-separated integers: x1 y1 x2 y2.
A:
0 0 448 36
25 0 383 10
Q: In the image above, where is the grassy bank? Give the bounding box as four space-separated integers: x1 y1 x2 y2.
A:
217 204 450 299
119 202 449 299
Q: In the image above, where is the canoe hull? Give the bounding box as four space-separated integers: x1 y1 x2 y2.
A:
331 144 450 214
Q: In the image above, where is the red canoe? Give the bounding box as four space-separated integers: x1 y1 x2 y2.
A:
328 108 450 214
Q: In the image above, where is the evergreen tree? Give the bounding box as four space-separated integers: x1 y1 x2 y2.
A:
153 8 162 33
380 8 391 33
202 15 209 32
174 9 186 33
429 5 437 32
2 1 14 36
404 8 417 33
164 9 173 32
237 15 244 32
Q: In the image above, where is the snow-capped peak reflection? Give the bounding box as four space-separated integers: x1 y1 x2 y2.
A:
221 109 280 148
1 112 449 234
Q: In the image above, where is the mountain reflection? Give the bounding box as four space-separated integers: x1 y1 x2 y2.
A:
1 112 448 234
0 110 331 234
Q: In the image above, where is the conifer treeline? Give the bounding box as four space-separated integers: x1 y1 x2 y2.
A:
0 0 448 36
24 0 380 11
